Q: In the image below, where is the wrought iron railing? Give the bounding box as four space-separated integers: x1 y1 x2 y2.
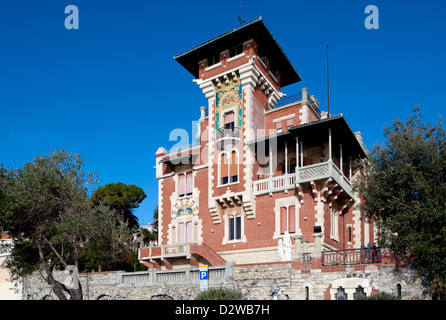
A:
253 160 353 198
216 127 241 139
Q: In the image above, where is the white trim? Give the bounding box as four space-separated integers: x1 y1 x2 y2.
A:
205 61 222 71
227 52 245 63
272 114 295 123
192 164 208 171
330 203 339 241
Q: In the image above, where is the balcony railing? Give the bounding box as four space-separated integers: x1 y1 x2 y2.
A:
322 247 382 266
140 242 197 260
253 160 353 198
216 127 241 139
216 127 241 150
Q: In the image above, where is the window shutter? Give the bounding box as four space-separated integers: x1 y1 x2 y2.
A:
288 205 295 233
276 121 282 130
280 207 287 233
178 174 185 196
186 172 193 195
287 118 294 128
224 111 234 124
221 153 229 179
179 223 185 243
186 221 192 243
230 151 238 178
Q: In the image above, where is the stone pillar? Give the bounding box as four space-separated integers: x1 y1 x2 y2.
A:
293 234 303 253
312 233 323 257
199 106 207 122
302 238 310 253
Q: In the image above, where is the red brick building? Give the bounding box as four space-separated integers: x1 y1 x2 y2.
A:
139 17 375 270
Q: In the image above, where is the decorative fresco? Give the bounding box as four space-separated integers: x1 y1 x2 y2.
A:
215 77 243 132
173 198 199 217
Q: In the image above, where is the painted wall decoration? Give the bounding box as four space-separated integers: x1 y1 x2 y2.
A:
173 198 199 217
215 77 243 132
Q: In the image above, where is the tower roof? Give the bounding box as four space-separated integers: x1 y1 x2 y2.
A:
174 17 302 87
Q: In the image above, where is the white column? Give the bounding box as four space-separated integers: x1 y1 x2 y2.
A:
300 141 304 167
349 157 352 181
269 146 273 177
295 137 299 168
339 144 343 173
328 128 332 161
284 142 288 175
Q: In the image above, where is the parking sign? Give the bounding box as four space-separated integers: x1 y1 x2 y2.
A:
199 265 208 291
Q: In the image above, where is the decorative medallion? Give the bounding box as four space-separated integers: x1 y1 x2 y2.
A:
173 198 199 217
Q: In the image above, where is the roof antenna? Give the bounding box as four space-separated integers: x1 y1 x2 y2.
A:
326 45 330 117
238 5 245 26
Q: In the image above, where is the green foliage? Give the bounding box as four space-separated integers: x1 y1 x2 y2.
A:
0 150 140 299
195 287 246 300
358 292 400 300
4 239 40 280
91 182 146 230
357 107 446 295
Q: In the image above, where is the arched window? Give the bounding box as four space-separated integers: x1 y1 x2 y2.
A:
220 150 238 185
335 287 347 300
354 286 366 300
220 153 229 185
397 284 402 299
305 286 309 300
230 150 238 183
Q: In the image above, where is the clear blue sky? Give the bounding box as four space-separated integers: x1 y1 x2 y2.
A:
1 0 444 224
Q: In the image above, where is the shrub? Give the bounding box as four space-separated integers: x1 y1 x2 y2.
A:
195 287 245 300
359 291 400 300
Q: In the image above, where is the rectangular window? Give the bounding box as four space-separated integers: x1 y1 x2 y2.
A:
207 53 220 66
224 112 235 131
280 205 296 234
221 153 229 185
179 222 185 243
288 205 296 233
230 43 243 57
186 172 193 196
229 214 242 241
287 118 294 128
230 151 238 183
280 207 287 234
178 174 185 197
236 214 241 240
186 221 192 243
178 172 192 197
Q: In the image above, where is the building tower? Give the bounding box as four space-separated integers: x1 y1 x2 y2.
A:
141 17 371 269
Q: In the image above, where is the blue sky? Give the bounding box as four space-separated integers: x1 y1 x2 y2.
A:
0 0 444 224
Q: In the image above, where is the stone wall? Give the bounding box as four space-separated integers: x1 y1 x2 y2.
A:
21 262 428 300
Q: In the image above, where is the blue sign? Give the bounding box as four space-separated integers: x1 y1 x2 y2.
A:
200 270 208 280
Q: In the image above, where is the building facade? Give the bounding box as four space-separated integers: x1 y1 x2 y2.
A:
139 17 375 271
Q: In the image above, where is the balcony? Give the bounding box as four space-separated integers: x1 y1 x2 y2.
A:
253 160 354 198
216 127 241 150
322 247 382 266
140 242 196 260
